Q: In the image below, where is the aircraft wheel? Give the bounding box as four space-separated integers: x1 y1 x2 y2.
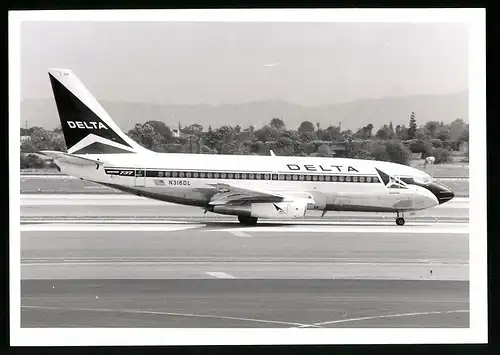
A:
238 216 258 226
396 217 405 226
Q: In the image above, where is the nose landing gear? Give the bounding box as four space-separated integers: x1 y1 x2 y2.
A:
396 212 405 226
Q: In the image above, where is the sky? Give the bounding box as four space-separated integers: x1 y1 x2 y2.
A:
20 21 469 106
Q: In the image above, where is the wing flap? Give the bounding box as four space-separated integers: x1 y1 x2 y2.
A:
208 183 285 205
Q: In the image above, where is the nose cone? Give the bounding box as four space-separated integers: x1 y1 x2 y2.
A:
438 188 455 204
430 182 455 204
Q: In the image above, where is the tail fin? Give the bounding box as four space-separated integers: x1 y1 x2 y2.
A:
48 68 148 155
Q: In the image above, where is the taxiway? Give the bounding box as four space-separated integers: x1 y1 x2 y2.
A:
19 193 470 328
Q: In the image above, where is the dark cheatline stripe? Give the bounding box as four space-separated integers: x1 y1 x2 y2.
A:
104 168 380 183
73 142 134 154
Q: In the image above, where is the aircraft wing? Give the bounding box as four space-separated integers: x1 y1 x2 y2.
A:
39 150 104 168
208 183 286 205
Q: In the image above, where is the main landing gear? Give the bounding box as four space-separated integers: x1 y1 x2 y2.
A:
395 212 405 226
238 216 258 226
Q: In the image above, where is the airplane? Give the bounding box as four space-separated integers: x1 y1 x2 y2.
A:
263 61 280 67
39 68 455 226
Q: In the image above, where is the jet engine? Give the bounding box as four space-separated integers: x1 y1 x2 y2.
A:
211 201 307 219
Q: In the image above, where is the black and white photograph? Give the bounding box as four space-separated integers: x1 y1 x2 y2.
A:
9 9 487 346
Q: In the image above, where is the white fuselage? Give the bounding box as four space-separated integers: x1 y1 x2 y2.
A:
55 151 441 215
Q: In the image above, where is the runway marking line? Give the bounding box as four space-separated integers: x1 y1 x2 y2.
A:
21 305 316 328
296 309 469 328
19 223 469 234
19 225 204 232
206 272 236 279
228 230 252 238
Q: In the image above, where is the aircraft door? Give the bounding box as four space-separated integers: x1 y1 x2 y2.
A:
134 169 146 187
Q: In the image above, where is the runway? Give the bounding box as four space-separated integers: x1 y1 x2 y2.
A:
19 193 470 328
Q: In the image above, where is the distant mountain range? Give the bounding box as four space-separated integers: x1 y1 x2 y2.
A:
20 90 468 132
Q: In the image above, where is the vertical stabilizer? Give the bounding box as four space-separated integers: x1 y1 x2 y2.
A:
47 68 148 155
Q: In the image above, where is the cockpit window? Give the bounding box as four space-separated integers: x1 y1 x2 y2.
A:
401 175 432 185
413 175 433 184
400 177 414 184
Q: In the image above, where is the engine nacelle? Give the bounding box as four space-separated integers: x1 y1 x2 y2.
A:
211 201 307 219
250 201 307 219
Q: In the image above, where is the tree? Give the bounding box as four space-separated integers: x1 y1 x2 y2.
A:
432 147 453 164
366 124 374 138
459 125 469 142
20 153 46 169
299 132 316 142
21 127 66 153
389 121 394 132
144 120 173 142
424 121 439 139
298 121 315 134
384 140 413 165
375 125 393 140
314 144 335 157
408 112 417 139
189 123 204 133
270 118 285 130
275 136 295 156
319 125 342 141
436 127 451 141
409 139 434 159
255 125 277 142
127 123 163 150
354 124 374 139
371 141 412 165
449 118 467 141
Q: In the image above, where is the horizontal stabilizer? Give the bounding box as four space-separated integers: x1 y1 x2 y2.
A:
39 150 104 167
